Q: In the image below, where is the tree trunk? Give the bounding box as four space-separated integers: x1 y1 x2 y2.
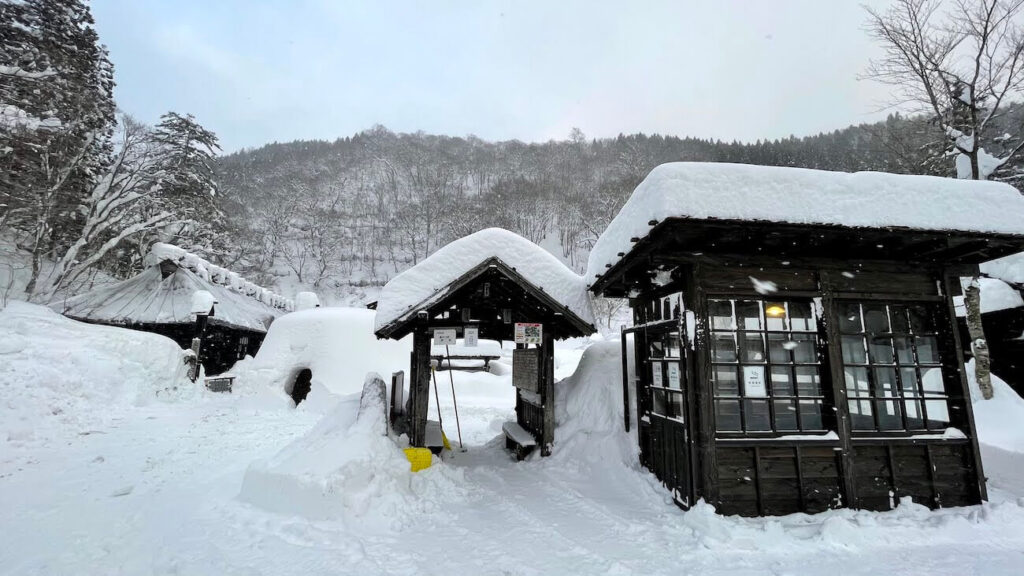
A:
964 276 993 400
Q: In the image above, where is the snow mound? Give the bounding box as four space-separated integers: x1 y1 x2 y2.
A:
375 228 595 332
230 307 411 402
588 162 1024 280
953 277 1024 316
967 359 1024 453
238 373 466 527
0 301 192 443
553 339 639 466
983 251 1024 285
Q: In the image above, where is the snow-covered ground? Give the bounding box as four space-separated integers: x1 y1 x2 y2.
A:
3 304 1024 575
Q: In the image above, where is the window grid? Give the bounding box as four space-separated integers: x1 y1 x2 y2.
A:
648 330 686 422
839 301 950 432
710 299 827 434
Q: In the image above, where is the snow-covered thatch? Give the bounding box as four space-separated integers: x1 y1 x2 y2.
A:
53 243 292 333
373 228 594 332
588 162 1024 281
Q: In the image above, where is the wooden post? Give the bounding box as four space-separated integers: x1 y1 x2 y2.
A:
819 270 857 509
189 313 209 382
408 319 432 447
621 325 630 433
942 271 988 502
541 331 555 456
690 263 717 506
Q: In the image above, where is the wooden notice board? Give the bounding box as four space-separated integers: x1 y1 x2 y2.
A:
512 348 541 393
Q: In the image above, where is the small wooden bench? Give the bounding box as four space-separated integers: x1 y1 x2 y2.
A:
430 354 501 372
502 421 537 461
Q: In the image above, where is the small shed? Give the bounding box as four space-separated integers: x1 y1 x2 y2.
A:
374 228 595 456
53 243 293 376
589 162 1024 516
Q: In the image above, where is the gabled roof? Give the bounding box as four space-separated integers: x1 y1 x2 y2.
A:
53 244 290 333
374 228 595 340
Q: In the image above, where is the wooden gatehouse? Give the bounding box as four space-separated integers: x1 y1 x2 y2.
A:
589 162 1024 516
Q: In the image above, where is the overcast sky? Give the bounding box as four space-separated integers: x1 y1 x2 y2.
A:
92 0 897 152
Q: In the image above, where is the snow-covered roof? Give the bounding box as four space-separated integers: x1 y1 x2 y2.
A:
588 162 1024 282
374 228 595 332
54 243 292 332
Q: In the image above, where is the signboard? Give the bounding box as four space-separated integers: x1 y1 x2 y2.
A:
433 328 457 346
651 362 663 387
464 327 479 347
667 362 681 389
512 348 541 393
743 366 768 398
514 322 543 345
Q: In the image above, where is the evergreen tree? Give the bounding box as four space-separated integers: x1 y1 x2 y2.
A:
0 0 116 295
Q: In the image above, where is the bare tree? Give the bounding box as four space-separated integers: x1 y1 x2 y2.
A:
865 0 1024 180
864 0 1024 399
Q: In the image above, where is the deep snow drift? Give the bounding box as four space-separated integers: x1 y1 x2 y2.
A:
0 301 192 445
229 307 411 404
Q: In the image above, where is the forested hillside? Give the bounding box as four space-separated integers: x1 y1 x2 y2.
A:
215 109 1024 305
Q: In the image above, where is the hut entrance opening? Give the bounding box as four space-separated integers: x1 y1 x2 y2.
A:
375 256 595 459
290 369 312 405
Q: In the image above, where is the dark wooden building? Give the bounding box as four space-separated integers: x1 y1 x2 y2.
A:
589 162 1024 516
54 243 292 376
374 228 595 456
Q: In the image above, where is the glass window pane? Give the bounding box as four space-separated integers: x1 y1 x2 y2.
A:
895 336 914 364
792 334 817 364
665 335 681 359
839 303 863 334
921 366 945 394
789 301 814 332
669 392 685 421
845 367 871 396
771 366 794 396
877 400 903 430
800 400 823 430
869 336 894 364
767 333 790 363
842 336 867 364
849 400 875 430
774 399 798 431
714 366 739 395
863 304 890 333
650 300 662 322
649 340 664 359
713 333 737 362
910 304 936 334
741 333 766 362
900 367 920 396
890 304 910 333
765 302 787 331
736 300 762 331
651 362 664 387
873 367 898 398
715 400 741 431
916 336 940 364
795 366 822 396
925 399 950 427
905 399 925 430
709 300 734 330
744 399 771 431
652 389 668 416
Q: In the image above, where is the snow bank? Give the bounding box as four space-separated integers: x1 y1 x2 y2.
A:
553 340 639 466
238 373 466 527
967 359 1024 453
954 277 1024 316
374 228 595 332
0 301 192 443
983 252 1024 285
588 162 1024 281
230 308 411 401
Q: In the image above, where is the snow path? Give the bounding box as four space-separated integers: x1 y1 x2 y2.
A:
3 395 1024 575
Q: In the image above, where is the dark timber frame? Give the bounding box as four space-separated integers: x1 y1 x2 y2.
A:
593 216 1024 516
376 257 594 455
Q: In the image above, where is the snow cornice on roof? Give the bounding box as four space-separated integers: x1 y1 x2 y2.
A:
587 162 1024 286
